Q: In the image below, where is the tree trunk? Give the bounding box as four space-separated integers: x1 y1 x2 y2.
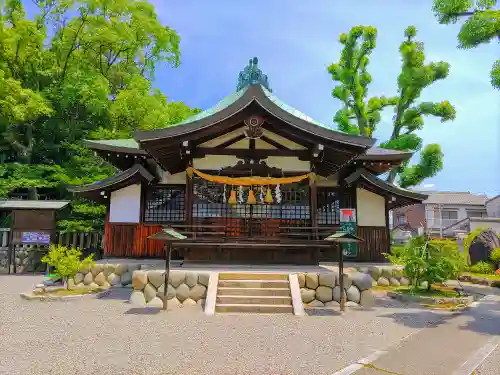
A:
27 187 39 200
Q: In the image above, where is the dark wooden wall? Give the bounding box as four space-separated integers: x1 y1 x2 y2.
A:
357 226 389 262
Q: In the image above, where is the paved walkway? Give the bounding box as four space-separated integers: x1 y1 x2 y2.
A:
348 295 500 375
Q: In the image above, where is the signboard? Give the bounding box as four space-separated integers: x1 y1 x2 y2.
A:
339 208 357 258
21 232 51 245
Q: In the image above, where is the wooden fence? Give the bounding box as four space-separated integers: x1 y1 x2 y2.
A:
0 228 103 251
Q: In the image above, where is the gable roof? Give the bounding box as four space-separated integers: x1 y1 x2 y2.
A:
68 164 155 203
344 168 427 209
422 192 489 206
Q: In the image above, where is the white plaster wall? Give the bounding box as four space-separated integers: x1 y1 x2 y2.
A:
470 219 500 234
263 130 306 150
266 157 309 172
315 174 339 187
356 188 386 227
109 184 142 223
193 155 240 170
158 170 186 185
192 154 310 173
486 196 500 218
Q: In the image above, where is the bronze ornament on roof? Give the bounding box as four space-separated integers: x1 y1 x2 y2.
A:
236 57 272 92
243 116 264 139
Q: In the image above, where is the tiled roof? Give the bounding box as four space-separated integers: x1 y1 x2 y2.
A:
85 139 140 149
176 87 248 125
422 192 489 206
0 200 70 210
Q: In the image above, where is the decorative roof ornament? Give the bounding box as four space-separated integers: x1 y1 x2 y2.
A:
236 57 272 92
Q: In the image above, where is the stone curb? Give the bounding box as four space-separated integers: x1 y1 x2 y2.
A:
458 275 500 288
20 288 111 302
387 291 474 305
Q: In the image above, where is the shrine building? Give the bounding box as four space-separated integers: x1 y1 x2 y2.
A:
69 57 427 264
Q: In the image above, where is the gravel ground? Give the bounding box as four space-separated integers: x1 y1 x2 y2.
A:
475 345 500 375
0 275 450 375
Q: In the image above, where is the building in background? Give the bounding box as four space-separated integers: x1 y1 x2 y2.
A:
392 191 490 241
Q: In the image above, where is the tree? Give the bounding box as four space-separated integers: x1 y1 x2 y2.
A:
328 26 456 188
432 0 500 89
0 0 199 231
42 244 95 289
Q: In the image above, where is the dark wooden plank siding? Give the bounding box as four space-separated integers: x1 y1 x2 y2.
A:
357 226 389 262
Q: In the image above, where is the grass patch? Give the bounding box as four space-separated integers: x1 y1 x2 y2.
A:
371 285 398 292
33 287 105 296
394 286 459 298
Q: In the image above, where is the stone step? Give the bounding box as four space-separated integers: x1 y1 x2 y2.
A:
218 279 289 288
215 303 294 314
217 295 292 305
218 273 289 281
217 287 291 296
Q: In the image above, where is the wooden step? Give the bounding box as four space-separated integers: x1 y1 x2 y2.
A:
218 279 289 288
217 287 291 296
215 303 294 314
217 295 292 305
218 273 289 281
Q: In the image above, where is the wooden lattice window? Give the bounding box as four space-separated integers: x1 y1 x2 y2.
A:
317 188 340 225
143 186 185 223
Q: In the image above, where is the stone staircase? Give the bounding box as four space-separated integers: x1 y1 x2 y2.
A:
215 273 293 313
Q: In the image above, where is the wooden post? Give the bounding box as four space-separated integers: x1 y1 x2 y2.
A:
309 176 318 240
339 245 345 312
384 195 391 258
163 241 172 311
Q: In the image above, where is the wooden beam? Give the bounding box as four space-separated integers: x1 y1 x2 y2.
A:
260 135 290 150
214 133 246 149
193 147 310 159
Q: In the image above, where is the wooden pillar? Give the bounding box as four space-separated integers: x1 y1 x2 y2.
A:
385 196 391 256
309 176 318 240
185 171 193 227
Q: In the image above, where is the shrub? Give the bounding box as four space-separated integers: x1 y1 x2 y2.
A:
396 236 467 290
469 261 494 275
42 245 95 289
490 248 500 266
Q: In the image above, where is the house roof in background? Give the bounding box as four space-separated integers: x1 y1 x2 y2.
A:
486 194 500 204
422 191 489 206
0 200 70 210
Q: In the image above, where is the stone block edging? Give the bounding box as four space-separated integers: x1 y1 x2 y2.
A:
130 269 209 309
458 275 500 288
387 291 474 305
298 272 375 308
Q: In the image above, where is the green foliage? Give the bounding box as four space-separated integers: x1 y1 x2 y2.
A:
328 25 456 187
391 236 467 289
0 0 199 228
490 248 500 264
328 26 396 137
469 260 495 274
41 244 95 289
463 226 487 264
432 0 500 89
384 245 406 265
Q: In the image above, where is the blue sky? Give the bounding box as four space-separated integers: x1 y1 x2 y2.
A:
23 0 500 196
150 0 499 196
